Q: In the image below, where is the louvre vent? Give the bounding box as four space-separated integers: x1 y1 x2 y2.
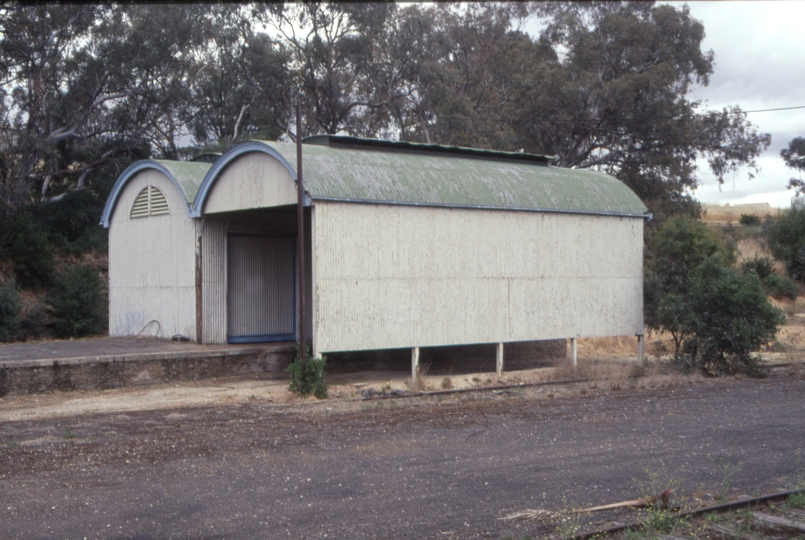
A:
130 188 150 218
149 186 169 215
130 185 170 219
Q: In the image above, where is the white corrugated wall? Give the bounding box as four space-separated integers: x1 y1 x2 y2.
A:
312 202 643 353
201 218 228 344
108 170 197 340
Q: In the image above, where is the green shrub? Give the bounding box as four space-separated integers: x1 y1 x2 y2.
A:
286 352 328 398
766 199 805 280
739 214 761 226
762 273 800 300
740 256 775 280
679 258 786 376
48 264 107 338
0 280 21 342
34 190 108 256
0 212 55 290
18 300 48 341
645 216 734 359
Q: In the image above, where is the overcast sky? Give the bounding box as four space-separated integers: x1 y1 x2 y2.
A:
665 1 805 208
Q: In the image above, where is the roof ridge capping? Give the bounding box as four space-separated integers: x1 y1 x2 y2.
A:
303 134 553 166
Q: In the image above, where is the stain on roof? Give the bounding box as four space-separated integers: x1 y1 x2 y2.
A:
263 140 648 216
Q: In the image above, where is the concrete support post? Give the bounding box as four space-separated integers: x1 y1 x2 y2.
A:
637 334 645 366
571 337 578 368
496 342 504 375
411 347 420 386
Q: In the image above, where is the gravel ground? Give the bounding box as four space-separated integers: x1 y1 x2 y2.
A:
1 371 804 539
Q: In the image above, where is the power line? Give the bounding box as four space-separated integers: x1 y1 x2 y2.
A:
742 105 805 114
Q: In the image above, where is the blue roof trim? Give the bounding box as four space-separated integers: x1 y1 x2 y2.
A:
190 140 298 218
100 160 193 228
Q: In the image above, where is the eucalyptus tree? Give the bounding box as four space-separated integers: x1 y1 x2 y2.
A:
0 4 219 208
782 136 805 196
186 4 291 149
259 2 412 138
510 2 770 222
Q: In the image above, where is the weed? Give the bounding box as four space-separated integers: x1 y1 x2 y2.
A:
413 362 431 392
63 431 77 440
645 508 677 534
709 456 744 502
441 377 453 390
287 352 328 399
788 491 805 508
472 376 480 383
553 499 584 539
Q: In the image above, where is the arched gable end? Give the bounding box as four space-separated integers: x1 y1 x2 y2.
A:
191 141 299 218
101 161 193 228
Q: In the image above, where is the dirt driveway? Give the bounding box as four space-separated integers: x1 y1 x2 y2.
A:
1 370 804 539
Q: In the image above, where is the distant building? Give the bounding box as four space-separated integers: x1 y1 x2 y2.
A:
101 136 649 363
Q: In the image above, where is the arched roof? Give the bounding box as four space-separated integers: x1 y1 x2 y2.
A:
100 160 211 227
189 140 298 218
191 139 648 218
103 138 649 227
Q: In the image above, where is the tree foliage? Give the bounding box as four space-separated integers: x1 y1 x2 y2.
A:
644 216 732 358
47 263 107 338
645 217 784 375
782 136 805 198
765 198 805 281
681 258 785 376
0 279 21 342
0 2 770 225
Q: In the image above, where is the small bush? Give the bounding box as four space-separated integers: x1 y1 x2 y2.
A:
762 273 800 300
0 280 21 342
679 258 786 377
48 264 107 338
739 214 761 226
34 190 108 256
18 300 48 341
740 256 775 280
286 352 328 398
0 213 54 290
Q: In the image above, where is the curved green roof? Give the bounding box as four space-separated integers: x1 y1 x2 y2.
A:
105 138 648 227
100 160 211 227
263 141 648 216
152 159 210 202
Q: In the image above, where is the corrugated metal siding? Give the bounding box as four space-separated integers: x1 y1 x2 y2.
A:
201 218 228 344
203 152 297 215
227 235 295 340
108 169 197 339
313 201 643 353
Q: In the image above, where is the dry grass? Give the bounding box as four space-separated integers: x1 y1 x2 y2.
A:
701 203 780 224
412 362 432 392
577 336 641 359
552 357 704 394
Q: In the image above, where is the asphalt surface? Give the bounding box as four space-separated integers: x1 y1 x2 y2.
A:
1 373 804 539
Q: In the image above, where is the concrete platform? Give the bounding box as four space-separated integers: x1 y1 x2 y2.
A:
0 337 296 397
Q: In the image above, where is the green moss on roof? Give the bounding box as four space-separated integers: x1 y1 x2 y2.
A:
153 159 210 203
264 141 648 216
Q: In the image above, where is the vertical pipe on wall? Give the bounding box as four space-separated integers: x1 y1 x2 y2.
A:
195 232 202 343
296 101 306 363
496 342 504 375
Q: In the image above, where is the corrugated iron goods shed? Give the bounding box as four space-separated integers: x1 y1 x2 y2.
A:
103 136 649 373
